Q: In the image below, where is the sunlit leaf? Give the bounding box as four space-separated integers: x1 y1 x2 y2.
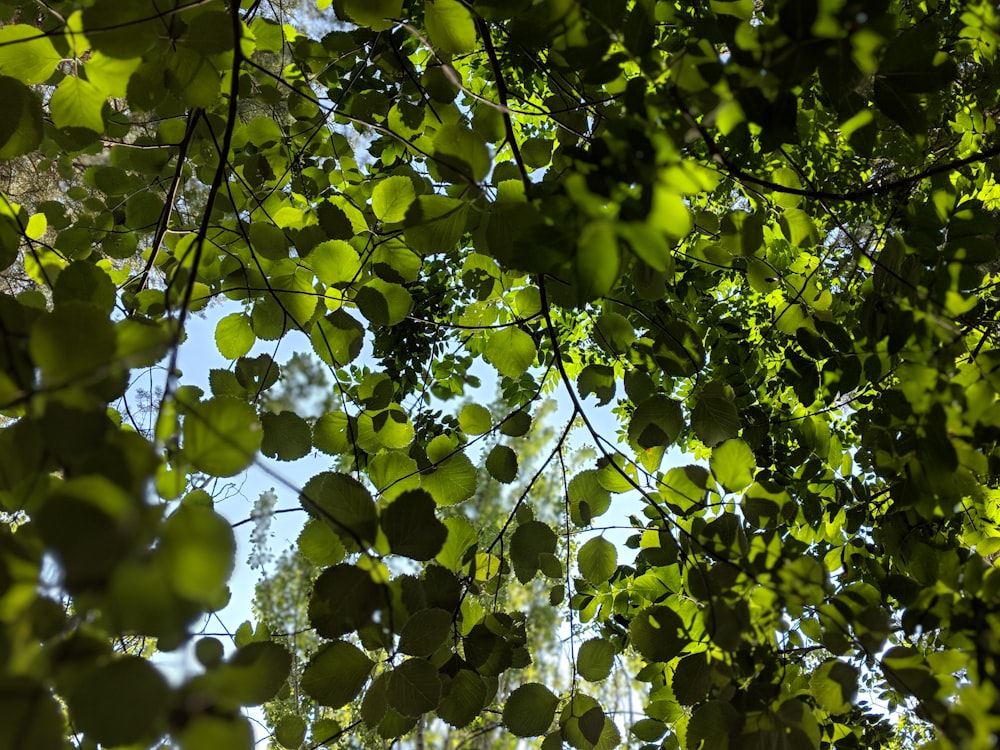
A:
182 397 263 477
215 313 255 359
425 0 477 55
0 25 62 84
710 438 755 493
485 327 536 378
50 77 105 133
372 175 416 223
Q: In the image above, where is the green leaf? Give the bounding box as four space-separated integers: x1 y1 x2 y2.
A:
368 450 420 499
29 302 116 385
310 564 383 637
313 410 355 455
398 607 452 656
372 175 416 223
343 0 403 30
367 405 415 449
500 410 532 437
249 222 290 261
50 77 105 133
161 501 235 602
559 694 616 749
631 718 667 743
425 0 477 55
0 678 65 750
873 79 926 135
629 605 685 663
361 674 388 729
421 437 477 505
182 397 263 477
67 657 168 747
126 191 163 229
0 76 42 158
404 195 468 255
275 715 307 749
235 353 280 394
301 472 378 544
596 455 633 494
183 10 236 54
628 395 683 449
577 638 615 682
0 25 62 84
652 321 705 376
386 658 443 716
619 220 672 272
177 715 253 750
691 381 740 447
85 52 142 97
437 670 488 728
381 489 448 560
503 683 559 737
810 659 858 714
459 403 492 435
311 310 365 366
356 279 413 326
521 137 553 169
578 536 617 585
576 221 621 299
686 701 739 750
272 271 318 327
261 410 312 461
215 313 255 359
83 0 160 58
650 184 692 237
486 444 518 483
302 641 374 708
510 520 557 583
672 652 712 705
577 363 616 406
310 240 361 286
435 516 479 571
710 438 756 493
297 518 346 566
592 312 635 356
568 470 611 526
485 327 536 378
203 641 292 706
168 46 221 108
433 123 491 182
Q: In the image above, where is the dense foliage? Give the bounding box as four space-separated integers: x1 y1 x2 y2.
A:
2 0 1000 747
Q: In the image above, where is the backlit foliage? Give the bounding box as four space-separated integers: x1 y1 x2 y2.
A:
1 0 1000 748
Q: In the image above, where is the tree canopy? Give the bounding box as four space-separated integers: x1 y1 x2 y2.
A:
1 0 1000 748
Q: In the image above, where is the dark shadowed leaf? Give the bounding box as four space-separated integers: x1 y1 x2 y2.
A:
381 489 448 560
386 658 443 716
503 683 559 737
302 641 374 708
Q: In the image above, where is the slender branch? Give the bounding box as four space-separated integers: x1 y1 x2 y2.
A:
475 17 531 190
159 2 244 413
129 108 203 297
